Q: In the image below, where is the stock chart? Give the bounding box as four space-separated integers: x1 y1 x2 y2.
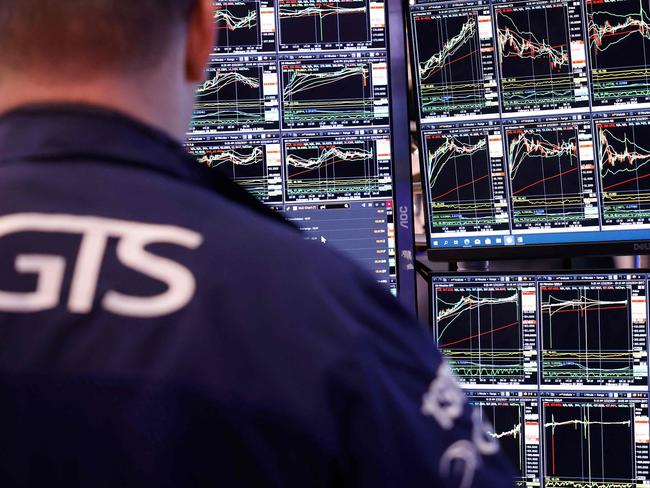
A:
198 1 399 292
423 122 510 236
494 0 589 115
411 1 500 121
468 391 541 487
433 275 538 386
280 53 389 128
594 112 650 226
539 275 648 388
410 0 650 251
431 273 650 487
192 60 280 133
504 116 600 231
282 131 392 202
587 0 650 107
214 1 277 54
277 0 386 51
186 134 283 203
541 393 649 488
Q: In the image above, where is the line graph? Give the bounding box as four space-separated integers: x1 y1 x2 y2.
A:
283 65 368 98
188 138 283 203
434 283 533 385
543 401 638 487
278 0 375 49
213 1 276 53
281 57 388 128
540 279 648 387
596 119 650 224
198 71 261 96
412 6 498 119
474 404 526 479
468 393 541 486
198 147 263 167
424 127 510 234
419 17 477 81
495 2 588 113
477 403 526 480
215 7 257 31
587 0 650 106
505 121 599 231
498 19 569 70
191 62 279 133
283 135 392 202
489 422 522 440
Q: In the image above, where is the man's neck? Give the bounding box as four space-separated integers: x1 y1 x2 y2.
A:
0 74 194 143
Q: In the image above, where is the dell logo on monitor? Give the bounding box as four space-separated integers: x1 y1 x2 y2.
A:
634 243 650 251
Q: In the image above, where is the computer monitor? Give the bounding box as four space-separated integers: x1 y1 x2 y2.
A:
185 1 416 306
407 0 650 260
429 271 650 487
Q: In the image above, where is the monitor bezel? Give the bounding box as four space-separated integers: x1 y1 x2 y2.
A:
387 0 417 309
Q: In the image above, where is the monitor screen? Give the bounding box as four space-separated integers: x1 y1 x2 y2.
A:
430 271 650 487
185 1 415 301
408 0 650 258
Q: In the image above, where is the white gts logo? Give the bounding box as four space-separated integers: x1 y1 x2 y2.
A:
0 213 203 318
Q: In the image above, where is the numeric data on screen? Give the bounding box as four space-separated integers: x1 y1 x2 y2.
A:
541 392 649 488
410 0 650 250
197 1 399 293
432 272 650 487
434 275 538 386
468 391 541 487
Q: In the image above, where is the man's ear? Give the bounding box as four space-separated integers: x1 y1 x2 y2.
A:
185 0 216 83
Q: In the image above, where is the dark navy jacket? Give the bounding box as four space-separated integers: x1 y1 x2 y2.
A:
0 106 514 487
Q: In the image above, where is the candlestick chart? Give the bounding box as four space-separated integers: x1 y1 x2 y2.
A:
214 2 261 51
424 128 509 233
596 120 650 224
495 4 576 113
475 402 528 481
505 123 598 230
193 145 281 202
587 0 650 106
283 136 392 201
412 7 498 119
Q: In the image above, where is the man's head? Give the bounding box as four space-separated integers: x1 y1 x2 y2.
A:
0 0 216 140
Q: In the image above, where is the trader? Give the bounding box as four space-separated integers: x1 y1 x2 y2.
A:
0 1 513 486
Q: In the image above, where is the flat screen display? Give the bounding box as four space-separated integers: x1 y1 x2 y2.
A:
408 0 650 257
186 1 415 298
431 271 650 487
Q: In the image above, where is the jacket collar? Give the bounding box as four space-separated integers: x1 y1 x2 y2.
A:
0 103 292 227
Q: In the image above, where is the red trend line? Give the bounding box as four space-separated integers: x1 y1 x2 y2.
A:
427 49 479 79
439 321 518 348
600 28 642 40
603 171 650 191
432 174 490 201
552 430 556 475
543 305 627 314
512 166 579 196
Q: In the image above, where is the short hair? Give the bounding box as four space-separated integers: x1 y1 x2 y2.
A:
0 0 198 76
